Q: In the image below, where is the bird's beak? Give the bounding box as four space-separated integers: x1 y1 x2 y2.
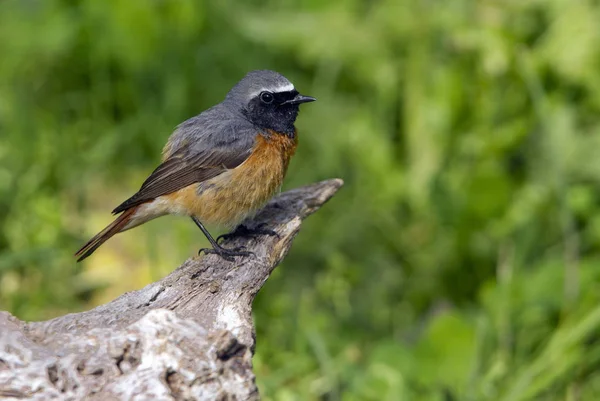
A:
280 94 316 106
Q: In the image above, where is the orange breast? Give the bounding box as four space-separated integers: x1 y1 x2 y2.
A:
164 131 298 227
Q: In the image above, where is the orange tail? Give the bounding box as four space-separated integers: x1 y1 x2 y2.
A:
75 208 137 262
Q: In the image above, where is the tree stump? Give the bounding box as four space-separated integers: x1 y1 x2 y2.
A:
0 179 343 401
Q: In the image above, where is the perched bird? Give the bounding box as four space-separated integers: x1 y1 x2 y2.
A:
75 70 315 262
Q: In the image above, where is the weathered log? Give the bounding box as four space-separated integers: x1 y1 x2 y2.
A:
0 179 343 401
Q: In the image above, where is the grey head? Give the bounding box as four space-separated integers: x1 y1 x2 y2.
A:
223 70 315 137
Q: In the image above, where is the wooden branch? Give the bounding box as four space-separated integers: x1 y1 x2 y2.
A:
0 179 343 401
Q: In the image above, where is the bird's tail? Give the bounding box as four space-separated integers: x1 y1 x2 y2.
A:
75 208 137 262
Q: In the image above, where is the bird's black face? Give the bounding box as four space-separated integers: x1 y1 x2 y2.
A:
244 90 316 137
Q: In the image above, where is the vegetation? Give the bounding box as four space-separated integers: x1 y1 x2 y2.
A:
2 0 600 399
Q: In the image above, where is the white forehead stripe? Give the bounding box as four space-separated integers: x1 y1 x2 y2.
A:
249 83 295 98
273 83 295 92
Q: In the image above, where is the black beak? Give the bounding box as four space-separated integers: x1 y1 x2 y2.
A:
280 94 316 106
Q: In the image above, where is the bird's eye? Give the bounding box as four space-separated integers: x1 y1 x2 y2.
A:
260 91 274 104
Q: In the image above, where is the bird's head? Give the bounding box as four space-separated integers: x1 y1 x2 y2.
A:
225 70 316 136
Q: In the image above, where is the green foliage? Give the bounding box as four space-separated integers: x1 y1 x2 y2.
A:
2 0 600 399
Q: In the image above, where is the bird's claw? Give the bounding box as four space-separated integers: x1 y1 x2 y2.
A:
198 245 254 261
216 224 279 244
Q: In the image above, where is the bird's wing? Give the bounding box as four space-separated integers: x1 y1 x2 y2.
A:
112 140 254 214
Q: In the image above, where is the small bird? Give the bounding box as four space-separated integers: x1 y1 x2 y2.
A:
75 70 315 262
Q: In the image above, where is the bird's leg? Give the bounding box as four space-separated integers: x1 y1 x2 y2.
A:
216 223 280 244
191 216 253 261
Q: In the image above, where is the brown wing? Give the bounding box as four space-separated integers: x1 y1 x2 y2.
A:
112 146 253 214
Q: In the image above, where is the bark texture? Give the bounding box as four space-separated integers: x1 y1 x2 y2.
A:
0 179 343 401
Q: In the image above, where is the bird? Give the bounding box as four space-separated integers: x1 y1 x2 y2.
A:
75 70 315 262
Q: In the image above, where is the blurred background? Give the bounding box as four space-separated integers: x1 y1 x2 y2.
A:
2 0 600 399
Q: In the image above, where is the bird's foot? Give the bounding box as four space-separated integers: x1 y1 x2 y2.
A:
198 245 254 262
216 224 279 244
